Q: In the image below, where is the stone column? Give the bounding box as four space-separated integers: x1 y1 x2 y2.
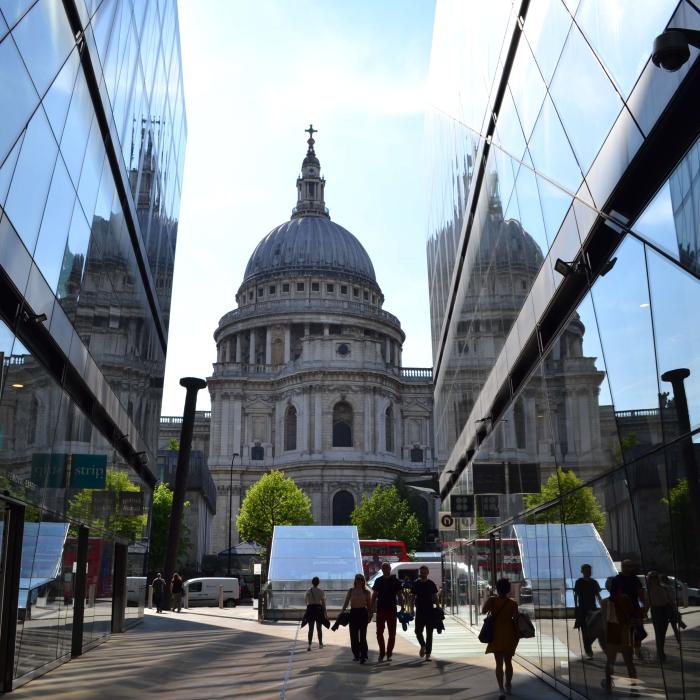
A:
284 326 291 363
235 334 242 363
232 398 242 457
220 394 230 457
224 340 230 363
385 337 390 363
375 394 383 452
364 394 372 453
302 390 310 452
314 392 323 452
323 324 329 336
249 328 256 364
265 328 272 365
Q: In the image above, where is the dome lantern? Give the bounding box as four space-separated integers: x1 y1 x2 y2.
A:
292 124 329 219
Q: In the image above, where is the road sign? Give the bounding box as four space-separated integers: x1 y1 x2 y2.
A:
473 463 506 494
439 512 455 530
450 494 474 517
477 494 500 518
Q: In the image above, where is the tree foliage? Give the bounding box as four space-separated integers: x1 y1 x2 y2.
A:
351 485 422 551
67 468 147 541
524 467 606 534
237 470 314 551
148 482 190 572
168 438 180 451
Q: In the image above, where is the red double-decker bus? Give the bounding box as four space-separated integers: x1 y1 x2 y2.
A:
359 539 409 579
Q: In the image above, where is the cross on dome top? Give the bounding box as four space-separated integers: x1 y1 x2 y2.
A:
293 123 328 219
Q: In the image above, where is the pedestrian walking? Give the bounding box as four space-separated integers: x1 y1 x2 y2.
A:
481 578 519 700
646 571 678 661
341 573 372 663
613 560 646 658
171 573 184 612
304 576 328 651
602 577 637 690
411 565 439 661
371 562 403 662
152 573 166 613
574 563 602 658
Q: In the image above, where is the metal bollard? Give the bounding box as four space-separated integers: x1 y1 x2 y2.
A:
219 585 224 608
148 584 153 609
184 587 189 609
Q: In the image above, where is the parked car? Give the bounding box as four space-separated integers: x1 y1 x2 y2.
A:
367 561 443 589
183 577 240 607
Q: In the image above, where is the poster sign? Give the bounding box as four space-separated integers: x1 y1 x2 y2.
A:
92 491 115 519
119 492 143 516
31 453 67 488
70 454 107 489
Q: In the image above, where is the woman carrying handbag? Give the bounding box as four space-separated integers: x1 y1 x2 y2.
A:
481 578 519 699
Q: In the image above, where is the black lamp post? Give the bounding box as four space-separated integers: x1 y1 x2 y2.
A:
227 452 239 577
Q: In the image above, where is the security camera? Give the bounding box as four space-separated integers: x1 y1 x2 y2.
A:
652 29 700 72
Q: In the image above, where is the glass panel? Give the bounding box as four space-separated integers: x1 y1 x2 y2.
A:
634 134 700 278
0 26 39 165
0 0 34 29
549 23 623 175
575 0 679 98
60 69 93 187
56 204 90 316
508 40 547 143
590 236 660 436
33 155 75 291
10 0 75 98
42 47 80 144
3 107 57 254
528 94 583 193
648 248 700 434
522 0 572 85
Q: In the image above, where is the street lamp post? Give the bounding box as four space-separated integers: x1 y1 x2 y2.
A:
228 453 239 577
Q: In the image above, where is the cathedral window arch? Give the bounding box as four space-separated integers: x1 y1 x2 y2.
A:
333 490 355 525
332 401 353 447
385 405 394 452
284 404 297 451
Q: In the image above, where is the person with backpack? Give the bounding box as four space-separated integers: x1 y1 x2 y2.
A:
411 565 439 661
481 578 519 700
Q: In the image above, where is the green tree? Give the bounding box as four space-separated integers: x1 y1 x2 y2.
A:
524 467 606 534
148 482 190 572
67 468 147 541
237 470 314 554
351 485 422 551
168 438 180 451
393 476 430 549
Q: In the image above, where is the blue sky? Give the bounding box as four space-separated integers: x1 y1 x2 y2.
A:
161 0 436 415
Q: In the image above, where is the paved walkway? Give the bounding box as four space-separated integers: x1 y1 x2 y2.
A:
11 606 564 700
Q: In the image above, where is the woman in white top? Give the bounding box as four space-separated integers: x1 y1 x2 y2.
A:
341 573 373 663
304 576 327 651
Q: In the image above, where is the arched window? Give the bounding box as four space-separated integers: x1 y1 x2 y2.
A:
332 401 353 447
333 490 355 525
385 406 394 452
284 405 297 451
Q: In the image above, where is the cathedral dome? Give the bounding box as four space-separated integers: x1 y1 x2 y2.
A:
242 216 377 286
240 125 379 291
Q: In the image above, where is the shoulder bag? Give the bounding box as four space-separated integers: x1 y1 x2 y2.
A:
478 599 507 644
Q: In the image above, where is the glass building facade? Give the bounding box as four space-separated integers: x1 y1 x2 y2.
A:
428 1 700 697
0 0 185 690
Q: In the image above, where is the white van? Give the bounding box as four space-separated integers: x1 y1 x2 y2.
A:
368 561 443 589
126 576 147 605
184 577 240 607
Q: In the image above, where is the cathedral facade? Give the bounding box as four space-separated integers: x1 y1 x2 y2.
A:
206 129 434 553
